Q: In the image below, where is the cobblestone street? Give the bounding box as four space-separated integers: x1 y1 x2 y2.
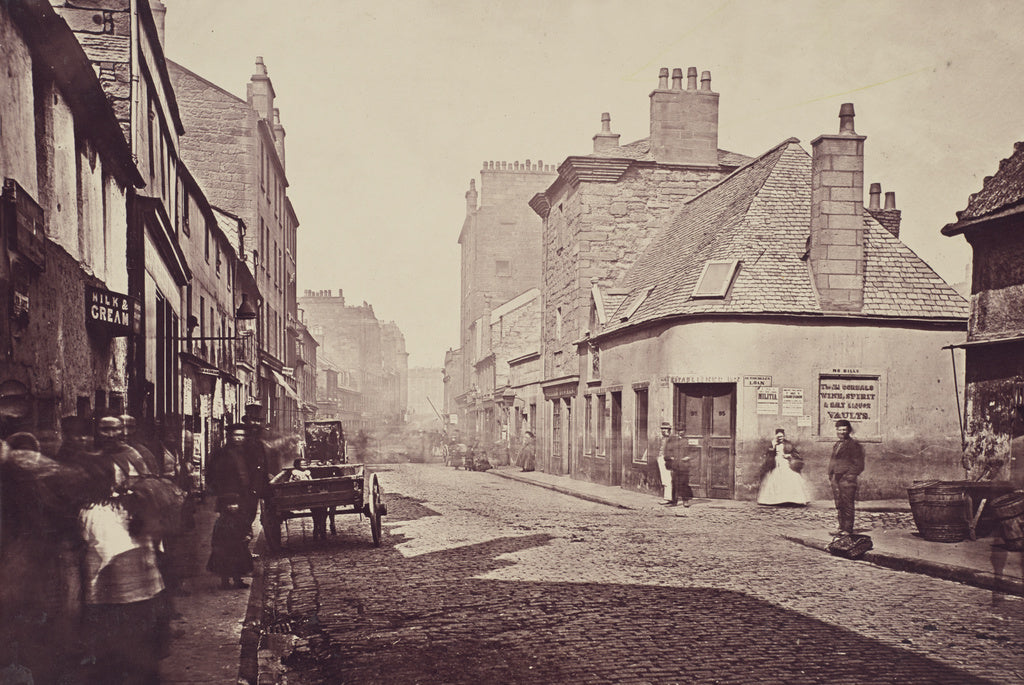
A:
257 464 1023 684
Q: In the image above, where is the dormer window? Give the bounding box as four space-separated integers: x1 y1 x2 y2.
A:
692 259 739 298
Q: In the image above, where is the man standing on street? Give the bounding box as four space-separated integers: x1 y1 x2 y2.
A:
207 424 260 529
658 421 691 507
828 419 865 537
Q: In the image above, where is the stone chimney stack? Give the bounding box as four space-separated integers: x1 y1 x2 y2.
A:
149 0 166 47
649 66 720 167
246 57 275 122
465 179 478 213
272 108 286 168
809 103 866 312
592 112 621 153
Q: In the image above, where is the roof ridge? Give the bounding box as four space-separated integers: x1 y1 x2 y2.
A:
677 137 802 208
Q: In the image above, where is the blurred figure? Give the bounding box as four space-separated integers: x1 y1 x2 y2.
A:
120 414 161 476
77 424 167 684
757 428 809 506
206 493 252 590
519 430 536 473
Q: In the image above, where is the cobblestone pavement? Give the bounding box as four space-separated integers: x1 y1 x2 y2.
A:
256 464 1024 684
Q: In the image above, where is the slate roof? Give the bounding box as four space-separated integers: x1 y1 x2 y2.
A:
590 136 752 168
599 138 968 336
954 141 1024 222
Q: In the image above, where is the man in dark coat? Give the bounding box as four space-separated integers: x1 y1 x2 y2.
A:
659 421 691 507
207 424 259 527
827 419 865 536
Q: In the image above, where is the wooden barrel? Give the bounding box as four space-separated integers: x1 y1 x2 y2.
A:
907 482 969 542
990 491 1024 551
907 480 939 533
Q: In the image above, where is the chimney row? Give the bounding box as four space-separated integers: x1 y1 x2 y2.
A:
649 67 720 167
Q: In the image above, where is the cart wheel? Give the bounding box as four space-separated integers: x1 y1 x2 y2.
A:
262 508 282 552
367 473 384 547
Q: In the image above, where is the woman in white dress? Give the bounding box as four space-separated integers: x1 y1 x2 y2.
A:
757 428 809 506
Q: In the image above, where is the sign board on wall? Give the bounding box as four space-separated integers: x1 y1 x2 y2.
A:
85 286 142 337
744 375 772 387
781 388 804 416
818 376 880 436
756 387 779 414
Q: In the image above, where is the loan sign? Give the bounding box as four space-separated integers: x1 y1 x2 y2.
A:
818 375 880 437
86 286 141 337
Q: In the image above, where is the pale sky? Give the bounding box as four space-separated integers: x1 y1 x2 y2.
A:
164 0 1022 367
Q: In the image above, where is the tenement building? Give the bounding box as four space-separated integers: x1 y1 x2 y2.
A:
531 69 969 501
530 68 750 476
300 289 408 429
452 159 556 439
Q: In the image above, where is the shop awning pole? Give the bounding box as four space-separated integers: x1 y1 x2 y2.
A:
949 345 965 449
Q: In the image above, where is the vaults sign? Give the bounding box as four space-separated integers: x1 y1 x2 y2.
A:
86 286 141 337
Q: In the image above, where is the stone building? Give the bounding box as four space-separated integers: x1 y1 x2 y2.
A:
407 366 445 429
53 0 196 441
452 159 556 431
529 68 750 474
0 0 142 437
300 289 408 430
568 104 968 501
942 141 1024 486
169 56 301 434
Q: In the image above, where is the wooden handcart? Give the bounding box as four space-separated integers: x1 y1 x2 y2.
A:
260 463 386 551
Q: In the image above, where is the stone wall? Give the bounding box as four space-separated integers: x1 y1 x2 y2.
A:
543 164 727 379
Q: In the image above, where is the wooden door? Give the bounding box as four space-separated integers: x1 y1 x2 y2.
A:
675 383 735 499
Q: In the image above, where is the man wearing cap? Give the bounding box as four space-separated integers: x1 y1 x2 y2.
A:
659 421 691 507
828 419 865 536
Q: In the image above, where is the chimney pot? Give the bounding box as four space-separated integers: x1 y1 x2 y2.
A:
671 68 683 90
884 191 896 210
839 102 856 134
658 68 669 89
869 183 881 210
601 112 611 132
701 70 712 90
687 66 698 90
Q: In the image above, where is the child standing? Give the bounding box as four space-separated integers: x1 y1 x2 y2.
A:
207 494 253 589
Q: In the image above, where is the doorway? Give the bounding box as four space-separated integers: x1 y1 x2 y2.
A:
674 383 735 499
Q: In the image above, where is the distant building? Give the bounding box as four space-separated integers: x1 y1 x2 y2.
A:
452 159 556 434
406 367 445 429
300 289 408 429
942 141 1024 486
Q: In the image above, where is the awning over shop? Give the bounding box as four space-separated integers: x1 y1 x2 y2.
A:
272 370 301 401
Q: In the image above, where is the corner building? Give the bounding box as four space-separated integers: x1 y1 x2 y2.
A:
530 68 749 476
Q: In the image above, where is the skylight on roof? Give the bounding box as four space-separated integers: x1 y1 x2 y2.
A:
692 260 739 298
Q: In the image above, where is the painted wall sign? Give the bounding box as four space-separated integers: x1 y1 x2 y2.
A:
819 375 880 436
797 415 812 427
85 286 141 337
781 388 804 416
744 375 773 387
668 376 740 384
756 387 779 414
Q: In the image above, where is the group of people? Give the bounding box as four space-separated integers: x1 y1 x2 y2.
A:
754 420 865 537
657 419 865 537
0 412 192 684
